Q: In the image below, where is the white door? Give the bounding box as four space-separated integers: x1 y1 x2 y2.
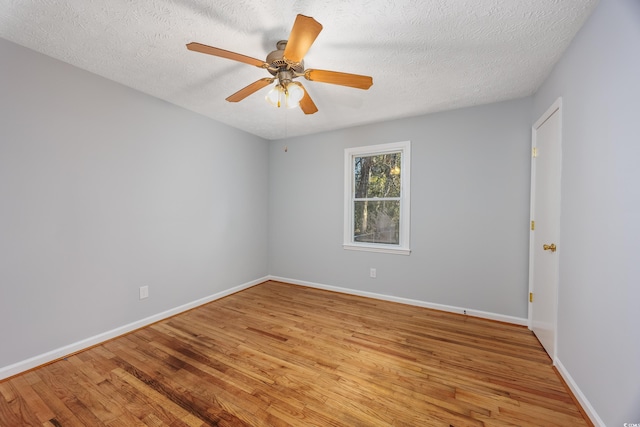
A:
529 98 562 362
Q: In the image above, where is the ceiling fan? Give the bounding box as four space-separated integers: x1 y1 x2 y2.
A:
186 14 373 115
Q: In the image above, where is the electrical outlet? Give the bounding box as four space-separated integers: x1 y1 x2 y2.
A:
370 268 377 278
139 285 149 300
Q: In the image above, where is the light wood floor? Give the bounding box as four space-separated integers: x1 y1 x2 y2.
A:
0 281 591 426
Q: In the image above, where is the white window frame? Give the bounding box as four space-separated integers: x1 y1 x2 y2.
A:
343 141 411 255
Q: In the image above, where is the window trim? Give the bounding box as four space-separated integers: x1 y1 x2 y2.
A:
343 141 411 255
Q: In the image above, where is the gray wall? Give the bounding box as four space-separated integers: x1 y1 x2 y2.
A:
269 97 533 319
532 0 640 425
0 38 269 368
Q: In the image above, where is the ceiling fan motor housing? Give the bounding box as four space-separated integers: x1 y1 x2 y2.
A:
266 40 304 76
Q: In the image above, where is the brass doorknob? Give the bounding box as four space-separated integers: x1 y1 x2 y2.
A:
543 243 557 252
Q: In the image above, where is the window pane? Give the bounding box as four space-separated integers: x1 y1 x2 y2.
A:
354 152 401 198
353 200 400 244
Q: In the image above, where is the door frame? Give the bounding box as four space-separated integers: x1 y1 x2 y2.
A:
528 97 563 363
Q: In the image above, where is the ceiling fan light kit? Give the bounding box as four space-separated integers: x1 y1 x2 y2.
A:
266 82 304 109
186 14 373 115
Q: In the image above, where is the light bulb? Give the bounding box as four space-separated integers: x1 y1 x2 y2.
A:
266 84 284 107
285 83 304 108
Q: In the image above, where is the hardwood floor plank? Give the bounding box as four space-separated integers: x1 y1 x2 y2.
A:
28 376 88 427
5 374 55 424
1 281 591 426
109 368 204 427
32 364 107 426
0 383 32 427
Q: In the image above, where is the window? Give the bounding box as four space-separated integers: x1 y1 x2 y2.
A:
344 141 411 255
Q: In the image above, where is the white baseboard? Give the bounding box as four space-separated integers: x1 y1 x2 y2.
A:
555 358 605 427
268 275 528 326
0 276 268 381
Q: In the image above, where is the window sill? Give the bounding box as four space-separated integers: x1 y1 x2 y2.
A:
343 244 411 255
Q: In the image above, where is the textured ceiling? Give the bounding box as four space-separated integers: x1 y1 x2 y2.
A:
0 0 599 140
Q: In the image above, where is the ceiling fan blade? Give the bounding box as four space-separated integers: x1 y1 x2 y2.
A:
293 82 318 115
305 69 373 90
186 42 267 68
283 15 323 64
226 78 274 102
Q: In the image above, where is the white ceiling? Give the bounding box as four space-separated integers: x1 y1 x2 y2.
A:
0 0 599 140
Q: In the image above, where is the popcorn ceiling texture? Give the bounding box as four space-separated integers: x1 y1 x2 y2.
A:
0 0 599 139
